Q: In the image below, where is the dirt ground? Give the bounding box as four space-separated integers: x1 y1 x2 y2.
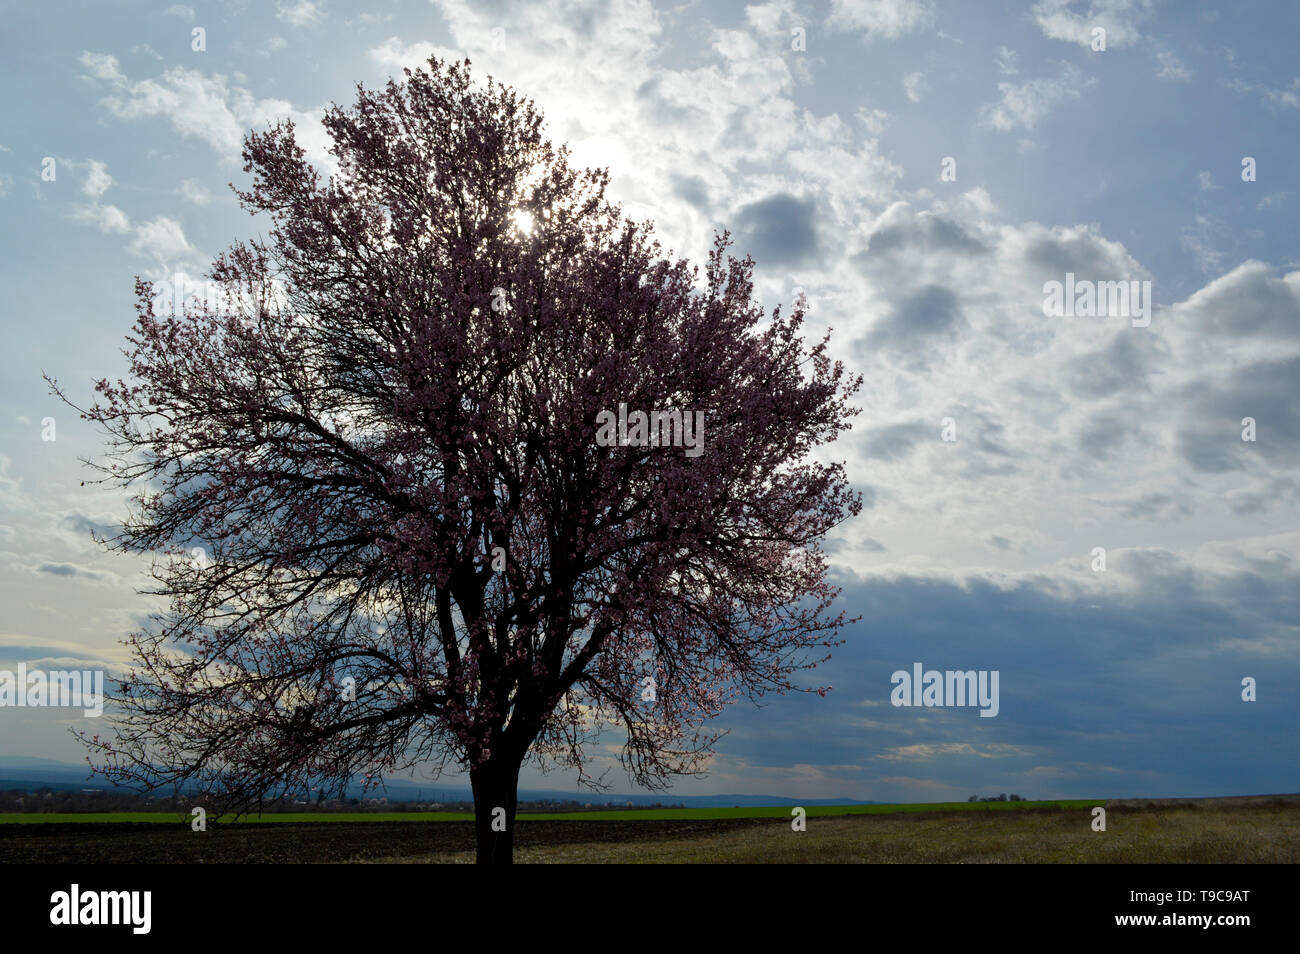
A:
0 816 779 863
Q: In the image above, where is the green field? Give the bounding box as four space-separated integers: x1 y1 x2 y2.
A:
0 799 1099 824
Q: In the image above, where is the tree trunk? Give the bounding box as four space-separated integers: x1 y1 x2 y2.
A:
470 757 521 865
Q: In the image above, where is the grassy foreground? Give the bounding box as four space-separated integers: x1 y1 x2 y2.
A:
365 796 1300 864
0 798 1095 825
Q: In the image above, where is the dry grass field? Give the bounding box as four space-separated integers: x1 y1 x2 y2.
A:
363 795 1300 864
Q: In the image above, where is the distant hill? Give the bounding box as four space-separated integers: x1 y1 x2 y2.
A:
0 757 876 808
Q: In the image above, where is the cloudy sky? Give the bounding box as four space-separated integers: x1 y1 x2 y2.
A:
1 0 1297 803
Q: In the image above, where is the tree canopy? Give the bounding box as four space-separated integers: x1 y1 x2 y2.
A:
55 57 863 863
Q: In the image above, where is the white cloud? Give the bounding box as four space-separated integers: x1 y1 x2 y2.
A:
1226 76 1300 109
81 56 332 167
1031 0 1155 49
1263 80 1300 108
178 178 212 205
276 0 325 27
0 632 126 661
73 203 131 234
1180 215 1225 274
960 187 996 216
161 4 196 19
876 743 1035 761
78 51 125 83
744 0 800 33
856 106 890 134
828 0 934 39
82 159 112 199
96 68 241 156
995 45 1019 75
979 62 1095 131
826 192 1300 577
1155 50 1191 82
367 36 440 74
903 71 927 103
129 216 194 263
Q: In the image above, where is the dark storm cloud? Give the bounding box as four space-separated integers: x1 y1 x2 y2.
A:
1112 492 1192 521
733 193 819 267
1180 265 1300 339
1175 426 1246 474
856 484 880 509
1077 410 1130 460
1063 332 1160 399
1023 234 1121 280
61 512 118 540
1225 477 1299 516
863 284 969 353
36 562 108 580
671 173 711 210
963 410 1014 458
854 408 1019 474
859 212 990 260
858 420 926 461
706 561 1300 800
634 75 697 127
935 406 1019 480
1175 356 1300 472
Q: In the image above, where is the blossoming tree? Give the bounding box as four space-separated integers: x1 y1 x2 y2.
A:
56 57 863 863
